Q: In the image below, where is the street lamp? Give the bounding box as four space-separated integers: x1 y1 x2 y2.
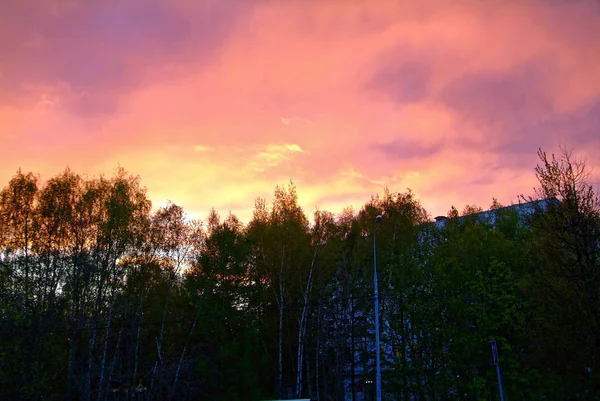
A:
373 215 382 401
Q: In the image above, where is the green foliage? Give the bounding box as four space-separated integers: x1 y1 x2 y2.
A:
0 146 598 399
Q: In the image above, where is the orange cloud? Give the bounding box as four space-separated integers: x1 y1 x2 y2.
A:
1 0 599 222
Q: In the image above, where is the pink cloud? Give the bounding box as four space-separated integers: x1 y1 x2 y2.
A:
0 0 254 115
0 0 599 222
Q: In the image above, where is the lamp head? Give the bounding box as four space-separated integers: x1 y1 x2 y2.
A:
375 215 383 223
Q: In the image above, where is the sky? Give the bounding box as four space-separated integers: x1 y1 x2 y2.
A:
1 0 599 223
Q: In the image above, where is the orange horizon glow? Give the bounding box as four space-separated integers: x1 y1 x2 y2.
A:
1 0 599 223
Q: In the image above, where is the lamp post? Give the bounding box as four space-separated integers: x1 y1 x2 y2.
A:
374 215 382 401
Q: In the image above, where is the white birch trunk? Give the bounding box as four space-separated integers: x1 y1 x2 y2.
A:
106 327 123 399
86 321 97 401
315 296 321 401
170 311 200 400
97 267 119 401
133 294 143 387
295 248 318 397
150 277 171 392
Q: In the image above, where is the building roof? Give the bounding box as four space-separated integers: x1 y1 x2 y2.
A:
430 197 559 229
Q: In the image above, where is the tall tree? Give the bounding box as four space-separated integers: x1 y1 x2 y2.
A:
184 210 266 400
295 209 335 398
523 147 600 397
247 181 310 398
0 170 40 397
0 169 39 311
270 182 310 398
147 201 196 398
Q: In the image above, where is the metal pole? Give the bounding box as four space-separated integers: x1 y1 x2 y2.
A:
374 227 382 401
496 364 505 401
490 340 505 401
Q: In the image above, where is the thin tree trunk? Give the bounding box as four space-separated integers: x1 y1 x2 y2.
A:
24 211 30 308
336 300 347 400
315 267 326 401
86 319 98 401
87 246 113 401
151 337 164 396
351 295 356 401
335 337 342 401
150 279 171 394
67 254 84 401
316 314 321 401
295 314 308 398
133 315 142 386
106 327 124 400
278 296 284 397
67 325 79 401
296 248 317 397
150 264 173 391
307 345 313 400
148 242 188 395
133 294 144 388
97 274 118 401
87 265 109 400
401 308 407 399
170 311 199 400
33 318 45 398
277 244 285 398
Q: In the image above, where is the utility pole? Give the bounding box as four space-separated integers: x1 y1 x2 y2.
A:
374 215 382 401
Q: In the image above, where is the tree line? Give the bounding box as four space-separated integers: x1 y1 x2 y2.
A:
0 147 598 400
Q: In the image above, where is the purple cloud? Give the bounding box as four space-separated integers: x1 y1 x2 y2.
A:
502 96 600 155
364 45 433 105
441 58 556 128
366 61 432 104
0 0 253 117
443 78 600 174
372 137 442 160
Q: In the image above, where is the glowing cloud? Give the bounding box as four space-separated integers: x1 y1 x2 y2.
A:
1 0 599 223
249 144 304 172
193 145 214 152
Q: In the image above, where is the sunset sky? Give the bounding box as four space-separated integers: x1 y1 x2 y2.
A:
2 0 599 222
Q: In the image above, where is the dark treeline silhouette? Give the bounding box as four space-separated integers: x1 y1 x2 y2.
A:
1 147 598 400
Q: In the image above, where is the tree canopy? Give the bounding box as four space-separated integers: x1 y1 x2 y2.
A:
0 147 598 400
